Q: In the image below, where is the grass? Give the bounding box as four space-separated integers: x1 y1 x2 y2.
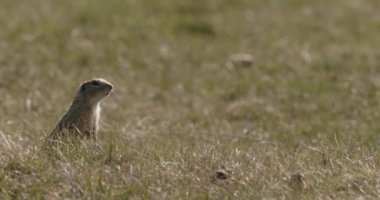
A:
0 0 380 199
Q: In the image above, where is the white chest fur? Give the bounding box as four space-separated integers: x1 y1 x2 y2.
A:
92 104 101 132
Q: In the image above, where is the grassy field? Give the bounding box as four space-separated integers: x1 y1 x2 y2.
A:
0 0 380 199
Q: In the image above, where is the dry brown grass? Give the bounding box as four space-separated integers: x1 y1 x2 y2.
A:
0 0 380 199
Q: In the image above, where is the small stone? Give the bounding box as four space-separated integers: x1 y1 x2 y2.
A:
227 53 254 69
215 169 229 180
289 172 306 189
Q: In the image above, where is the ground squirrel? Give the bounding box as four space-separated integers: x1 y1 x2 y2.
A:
48 78 113 140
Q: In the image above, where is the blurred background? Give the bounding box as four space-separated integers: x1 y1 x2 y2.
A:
1 0 380 148
2 0 380 198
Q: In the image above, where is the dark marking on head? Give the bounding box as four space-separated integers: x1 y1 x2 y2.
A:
91 80 100 86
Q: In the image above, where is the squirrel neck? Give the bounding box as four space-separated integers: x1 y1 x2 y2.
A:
70 93 100 112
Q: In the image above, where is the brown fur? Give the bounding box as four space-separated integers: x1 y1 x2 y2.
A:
47 78 113 140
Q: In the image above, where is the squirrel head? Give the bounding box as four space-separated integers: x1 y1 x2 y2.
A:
78 78 113 105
